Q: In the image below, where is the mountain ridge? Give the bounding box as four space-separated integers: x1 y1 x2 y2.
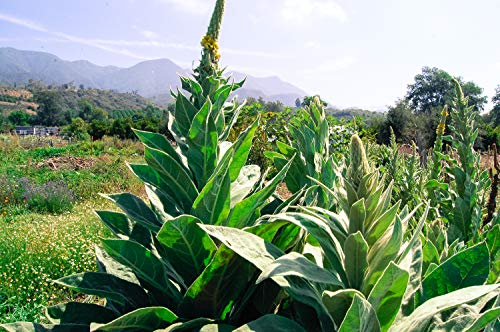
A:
0 47 308 106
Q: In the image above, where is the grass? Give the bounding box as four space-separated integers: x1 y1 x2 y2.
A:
0 199 114 323
0 135 146 323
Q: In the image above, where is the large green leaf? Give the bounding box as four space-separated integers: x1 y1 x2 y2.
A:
344 232 369 290
133 129 186 169
348 199 366 234
96 210 133 239
338 294 381 332
174 90 198 136
199 225 336 331
323 289 365 327
268 212 348 286
144 146 199 210
106 193 162 233
187 98 218 186
191 152 231 225
46 302 117 325
230 165 260 208
226 157 294 228
367 262 409 332
91 307 178 332
256 252 343 287
418 242 490 304
226 118 259 182
389 284 500 331
156 215 217 285
102 239 182 304
55 272 149 310
233 314 306 332
179 222 286 320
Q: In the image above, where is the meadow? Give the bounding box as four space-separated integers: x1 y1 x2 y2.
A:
0 136 144 323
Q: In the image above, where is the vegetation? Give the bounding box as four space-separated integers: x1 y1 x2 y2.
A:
1 1 500 331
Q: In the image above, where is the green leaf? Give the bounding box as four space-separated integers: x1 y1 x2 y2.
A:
366 202 401 247
233 315 306 332
191 153 231 225
96 210 133 239
179 222 285 320
226 156 294 228
92 307 178 332
344 232 369 290
389 284 500 332
156 215 217 285
268 212 348 286
465 307 500 332
174 90 198 136
106 193 162 233
145 146 199 210
133 129 185 168
367 262 409 332
256 252 343 287
199 225 336 331
55 272 149 310
102 239 182 304
226 118 259 182
187 98 218 186
338 294 381 332
230 165 260 208
419 242 490 304
46 302 117 325
349 199 366 234
323 289 365 327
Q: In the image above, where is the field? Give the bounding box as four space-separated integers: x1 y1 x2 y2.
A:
0 136 144 323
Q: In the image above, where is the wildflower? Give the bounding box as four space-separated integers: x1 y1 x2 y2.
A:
436 123 446 135
441 109 449 117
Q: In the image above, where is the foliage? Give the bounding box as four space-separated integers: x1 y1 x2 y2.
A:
34 91 67 126
406 66 487 114
267 96 339 208
61 118 90 141
7 111 33 126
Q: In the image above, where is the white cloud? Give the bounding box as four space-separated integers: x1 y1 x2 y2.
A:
156 0 211 15
0 12 48 32
303 56 355 73
281 0 348 23
304 41 321 49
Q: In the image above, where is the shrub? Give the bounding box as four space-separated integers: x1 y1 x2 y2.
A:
22 180 75 214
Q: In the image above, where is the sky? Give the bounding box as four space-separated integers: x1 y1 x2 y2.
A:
0 0 499 111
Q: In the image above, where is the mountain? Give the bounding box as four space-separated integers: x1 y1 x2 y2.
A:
0 47 308 106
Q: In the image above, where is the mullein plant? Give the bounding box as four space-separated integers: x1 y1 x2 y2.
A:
430 79 491 243
265 96 340 209
1 1 305 330
206 135 500 331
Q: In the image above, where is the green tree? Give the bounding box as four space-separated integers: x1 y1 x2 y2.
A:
34 91 67 126
488 85 500 127
302 95 327 107
61 117 90 141
7 110 33 126
379 99 413 144
406 67 487 114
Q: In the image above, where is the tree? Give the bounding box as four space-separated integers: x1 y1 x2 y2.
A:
488 85 500 127
406 67 487 114
379 99 413 144
7 110 33 126
34 91 67 126
61 117 90 141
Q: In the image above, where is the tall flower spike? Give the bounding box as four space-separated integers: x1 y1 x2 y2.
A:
195 0 225 82
347 134 371 188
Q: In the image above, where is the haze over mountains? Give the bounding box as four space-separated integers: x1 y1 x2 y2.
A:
0 47 308 106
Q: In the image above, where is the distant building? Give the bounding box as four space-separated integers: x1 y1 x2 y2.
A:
14 126 59 136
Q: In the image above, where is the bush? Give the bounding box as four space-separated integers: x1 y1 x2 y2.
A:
22 180 75 214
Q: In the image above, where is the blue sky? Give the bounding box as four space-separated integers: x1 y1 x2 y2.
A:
0 0 499 111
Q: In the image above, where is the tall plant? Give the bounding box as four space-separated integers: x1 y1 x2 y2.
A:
205 136 500 331
1 1 303 330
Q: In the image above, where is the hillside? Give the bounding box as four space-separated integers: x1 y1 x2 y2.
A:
0 85 154 114
0 47 308 106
